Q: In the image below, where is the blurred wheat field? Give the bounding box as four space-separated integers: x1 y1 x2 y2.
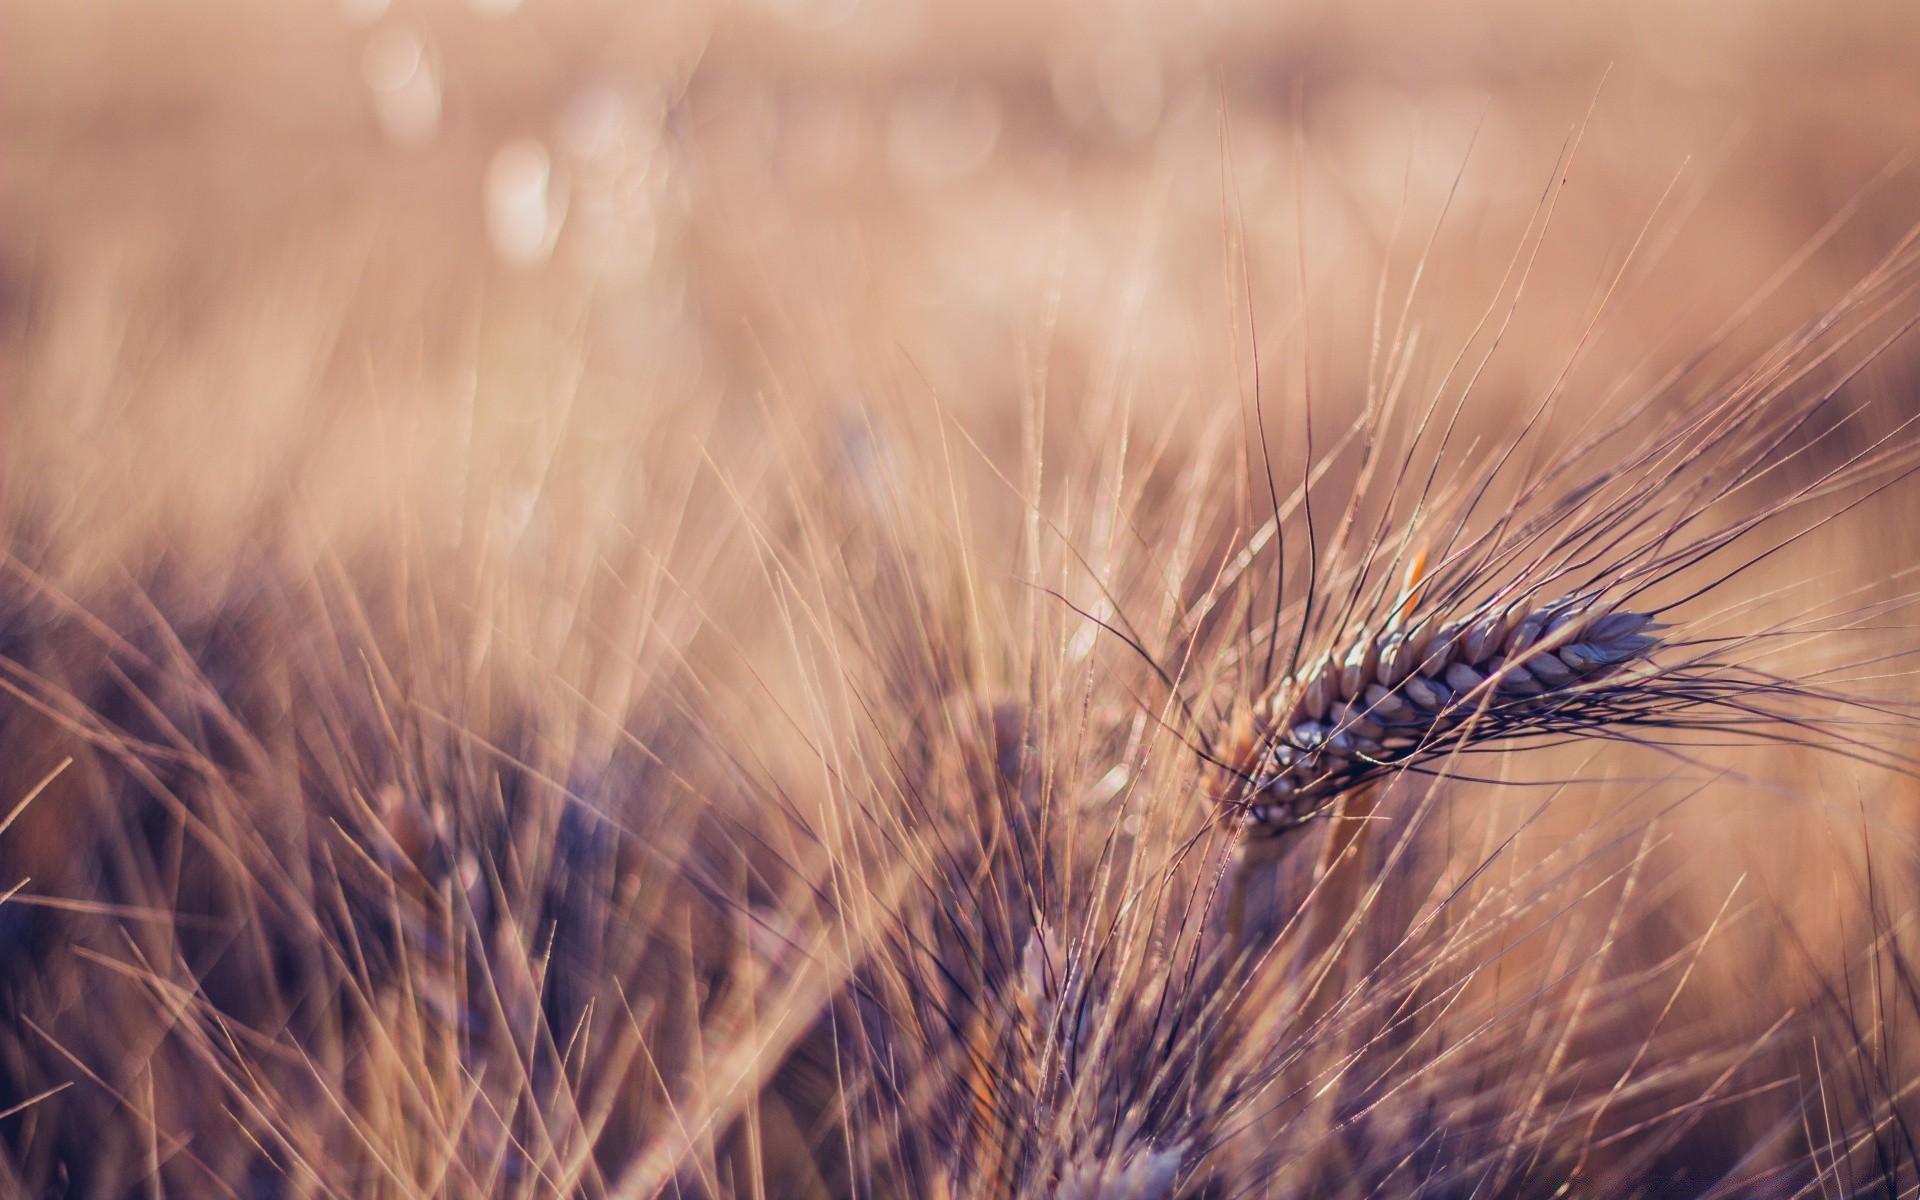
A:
7 1 1920 1197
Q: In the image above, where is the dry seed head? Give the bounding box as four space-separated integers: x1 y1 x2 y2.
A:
1226 592 1658 834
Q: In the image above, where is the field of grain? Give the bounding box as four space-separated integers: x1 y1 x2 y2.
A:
7 2 1920 1197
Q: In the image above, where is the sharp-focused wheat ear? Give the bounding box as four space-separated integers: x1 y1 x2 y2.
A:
1218 587 1661 838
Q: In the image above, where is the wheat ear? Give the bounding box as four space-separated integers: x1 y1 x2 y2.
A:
1219 589 1659 842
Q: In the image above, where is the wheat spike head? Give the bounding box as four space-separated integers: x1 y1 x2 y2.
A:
1225 591 1660 836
